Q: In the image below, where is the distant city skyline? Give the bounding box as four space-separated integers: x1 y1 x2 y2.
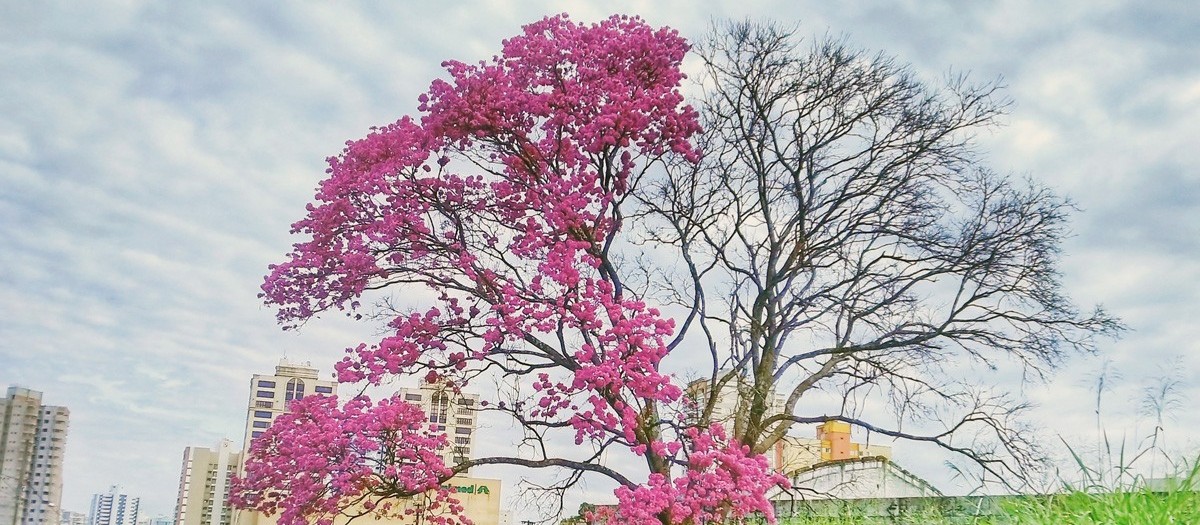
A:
3 0 1198 518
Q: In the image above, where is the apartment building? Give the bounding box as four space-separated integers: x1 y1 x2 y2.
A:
239 359 337 457
395 378 479 473
0 386 69 525
86 487 138 525
173 440 240 525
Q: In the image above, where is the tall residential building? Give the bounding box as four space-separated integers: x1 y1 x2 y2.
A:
1 386 69 525
87 486 138 525
239 359 337 457
173 440 240 525
395 378 479 473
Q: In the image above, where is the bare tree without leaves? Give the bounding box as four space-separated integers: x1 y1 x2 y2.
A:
634 21 1123 488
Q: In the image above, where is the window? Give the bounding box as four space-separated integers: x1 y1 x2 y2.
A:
251 431 263 438
256 390 273 398
455 427 471 435
432 393 450 429
252 421 270 429
255 401 273 408
253 410 272 418
286 379 306 401
455 437 470 444
315 386 333 394
258 380 276 388
405 393 422 401
458 398 475 406
456 418 472 426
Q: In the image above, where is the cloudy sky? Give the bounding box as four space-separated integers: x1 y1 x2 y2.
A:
2 0 1197 519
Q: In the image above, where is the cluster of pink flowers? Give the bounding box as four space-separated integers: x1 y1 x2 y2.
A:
249 14 786 525
586 425 788 525
231 395 468 525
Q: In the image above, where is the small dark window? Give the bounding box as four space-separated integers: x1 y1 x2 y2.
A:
251 431 263 438
455 427 471 435
314 386 333 394
252 421 270 429
405 393 422 401
258 380 276 388
256 390 273 398
253 410 272 418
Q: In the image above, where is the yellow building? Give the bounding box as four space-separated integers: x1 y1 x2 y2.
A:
771 421 891 476
174 439 241 525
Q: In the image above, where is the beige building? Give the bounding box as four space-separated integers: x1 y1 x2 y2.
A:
174 440 241 525
232 367 499 525
771 421 892 476
240 359 337 458
395 379 479 474
233 359 336 525
685 375 785 433
1 386 69 525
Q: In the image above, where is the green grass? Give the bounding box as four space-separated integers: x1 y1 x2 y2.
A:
770 458 1199 525
998 457 1200 525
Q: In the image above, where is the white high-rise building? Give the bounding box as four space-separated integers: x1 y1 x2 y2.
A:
239 359 337 457
86 486 138 525
395 378 479 473
0 386 69 525
173 440 240 525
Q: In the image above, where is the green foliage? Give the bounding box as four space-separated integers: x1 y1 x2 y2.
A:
1000 456 1200 525
764 458 1198 524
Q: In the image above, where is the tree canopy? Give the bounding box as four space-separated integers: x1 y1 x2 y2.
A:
234 15 1119 525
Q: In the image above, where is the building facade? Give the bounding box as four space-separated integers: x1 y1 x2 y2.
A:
233 360 336 525
395 379 479 473
773 456 941 502
771 421 892 475
240 359 337 457
685 374 785 434
87 487 139 525
174 440 241 525
1 386 69 525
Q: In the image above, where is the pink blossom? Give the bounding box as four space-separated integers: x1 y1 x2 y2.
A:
250 13 785 525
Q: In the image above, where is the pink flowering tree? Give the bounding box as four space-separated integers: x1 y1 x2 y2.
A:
239 13 1121 525
239 14 784 525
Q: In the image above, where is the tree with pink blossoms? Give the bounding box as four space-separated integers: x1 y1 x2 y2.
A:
238 14 1119 525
